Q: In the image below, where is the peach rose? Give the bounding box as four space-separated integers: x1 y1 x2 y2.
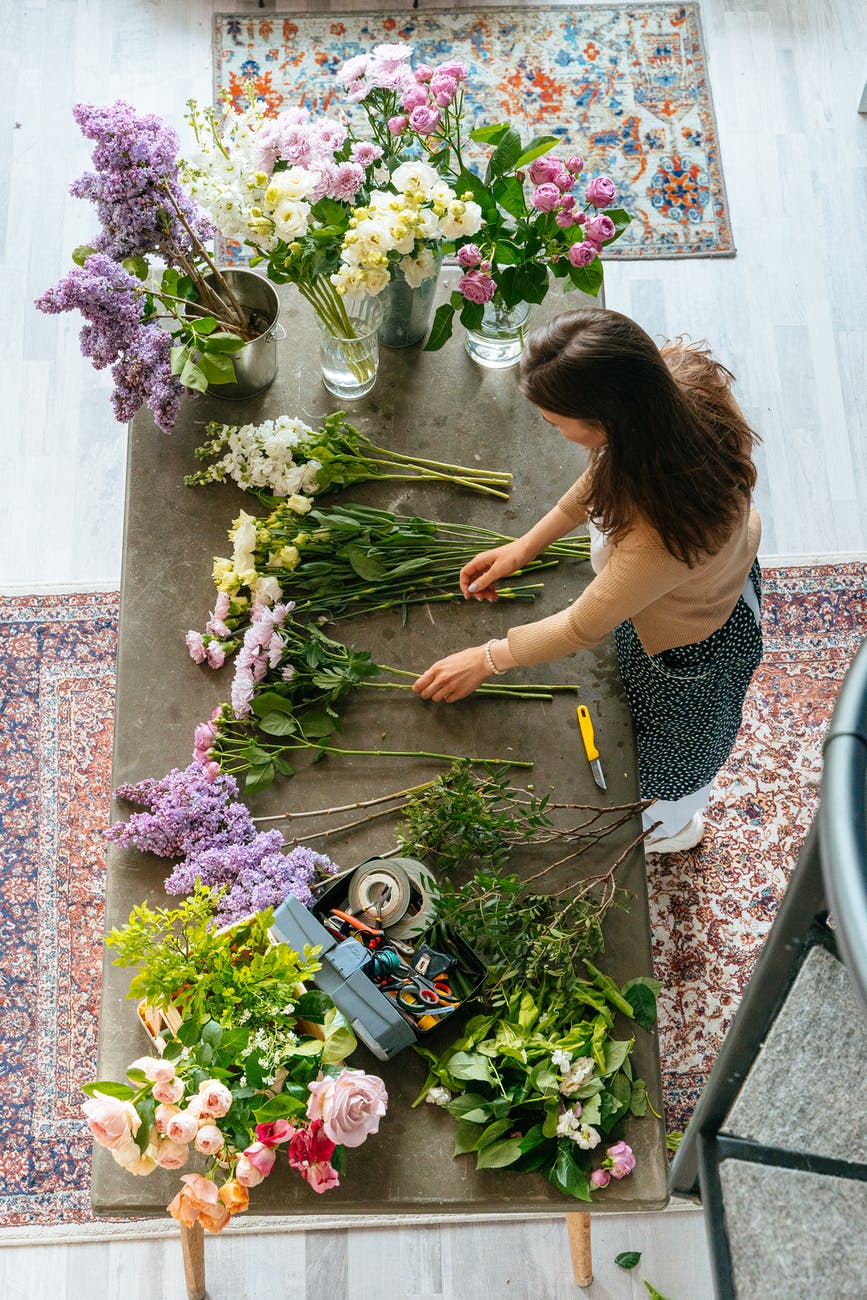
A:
167 1173 231 1234
155 1138 190 1171
165 1110 200 1146
307 1068 388 1148
152 1077 185 1106
154 1102 180 1135
194 1124 225 1156
235 1155 264 1188
218 1180 250 1216
129 1056 176 1085
111 1133 158 1176
197 1079 233 1118
82 1093 141 1150
185 1095 207 1119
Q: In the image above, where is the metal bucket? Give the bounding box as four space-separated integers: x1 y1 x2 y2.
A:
201 269 286 400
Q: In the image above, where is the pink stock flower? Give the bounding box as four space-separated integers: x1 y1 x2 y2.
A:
155 1138 190 1170
195 1124 225 1156
82 1094 141 1150
387 116 408 136
585 175 617 208
458 270 497 304
590 1167 611 1188
185 630 206 664
531 183 562 212
567 241 598 268
256 1119 296 1147
566 155 585 175
584 214 616 247
307 1068 388 1149
456 244 483 268
166 1110 200 1146
605 1140 636 1180
408 105 441 136
197 1079 233 1119
414 64 435 83
305 1161 340 1193
152 1077 185 1106
242 1141 277 1178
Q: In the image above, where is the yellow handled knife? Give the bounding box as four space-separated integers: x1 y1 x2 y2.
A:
577 705 607 790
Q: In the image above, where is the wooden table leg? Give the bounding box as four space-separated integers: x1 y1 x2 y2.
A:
566 1212 593 1288
180 1221 207 1300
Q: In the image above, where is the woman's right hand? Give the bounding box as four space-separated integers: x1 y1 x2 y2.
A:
460 541 529 601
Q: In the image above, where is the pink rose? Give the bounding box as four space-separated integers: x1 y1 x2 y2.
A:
527 155 563 186
255 1119 296 1147
197 1079 233 1119
155 1138 190 1170
567 241 598 268
241 1141 277 1178
195 1124 225 1156
456 244 483 269
152 1077 185 1106
434 60 467 81
288 1119 336 1171
408 105 441 136
129 1057 176 1085
400 84 429 112
414 64 435 83
585 175 616 208
605 1140 636 1180
531 183 562 212
430 74 458 107
566 155 585 175
166 1110 200 1146
556 206 579 229
82 1094 140 1150
305 1161 340 1194
584 214 616 247
235 1155 265 1188
590 1167 611 1188
185 630 206 664
387 116 408 136
458 270 497 305
307 1068 388 1149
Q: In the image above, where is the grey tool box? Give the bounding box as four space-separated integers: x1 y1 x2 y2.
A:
269 894 416 1061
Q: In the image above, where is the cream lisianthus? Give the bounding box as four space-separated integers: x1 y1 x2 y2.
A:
264 166 320 204
399 246 439 288
270 199 310 241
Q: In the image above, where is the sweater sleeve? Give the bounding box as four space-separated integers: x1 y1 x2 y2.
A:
556 467 593 526
507 537 690 665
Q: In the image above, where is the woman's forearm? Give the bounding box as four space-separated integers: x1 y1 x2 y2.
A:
516 505 585 563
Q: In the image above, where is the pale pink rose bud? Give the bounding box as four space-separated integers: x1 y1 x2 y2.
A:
197 1080 233 1118
195 1124 225 1156
129 1056 176 1085
567 241 598 268
155 1138 190 1170
408 105 441 136
152 1077 185 1106
241 1141 277 1177
434 60 467 81
154 1103 180 1135
166 1110 200 1146
590 1167 611 1188
414 64 435 83
585 174 617 208
82 1094 140 1150
606 1140 636 1180
430 74 457 107
387 115 408 135
235 1155 265 1188
566 155 584 175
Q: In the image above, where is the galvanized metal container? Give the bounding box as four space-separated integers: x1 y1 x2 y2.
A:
201 268 285 400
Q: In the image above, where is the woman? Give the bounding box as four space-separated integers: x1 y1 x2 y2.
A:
412 309 763 853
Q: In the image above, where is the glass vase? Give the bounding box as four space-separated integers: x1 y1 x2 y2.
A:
464 299 531 370
317 298 383 399
376 258 442 349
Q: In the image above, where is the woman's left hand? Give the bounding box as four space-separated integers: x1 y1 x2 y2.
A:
412 645 491 703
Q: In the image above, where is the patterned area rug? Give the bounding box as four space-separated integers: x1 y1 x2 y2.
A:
1 566 863 1227
214 5 733 258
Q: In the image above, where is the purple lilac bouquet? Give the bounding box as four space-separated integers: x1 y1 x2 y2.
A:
107 760 338 924
36 101 252 433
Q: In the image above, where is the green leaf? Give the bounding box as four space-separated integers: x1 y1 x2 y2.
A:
197 351 237 384
458 299 484 331
200 1020 223 1046
542 1102 560 1139
253 1092 308 1122
244 762 275 794
615 1251 642 1270
476 1118 514 1150
121 255 149 281
514 135 559 169
204 331 246 353
603 207 633 239
492 175 527 220
445 1092 494 1125
133 1095 156 1153
486 127 523 183
189 315 217 335
603 1038 634 1077
629 1078 648 1117
622 977 661 1031
321 1008 357 1065
516 991 540 1031
179 357 208 393
565 255 604 298
170 345 188 377
345 544 386 581
518 1123 547 1154
81 1081 136 1100
297 709 337 740
72 244 97 267
548 1145 591 1201
578 1094 601 1126
251 692 296 718
453 1119 486 1155
423 302 456 352
584 960 636 1018
258 711 298 737
475 1137 523 1169
644 1284 673 1300
453 167 498 217
528 1062 559 1095
470 122 511 146
447 1051 496 1085
294 990 332 1024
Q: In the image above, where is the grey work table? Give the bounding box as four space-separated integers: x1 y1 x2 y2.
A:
94 279 667 1251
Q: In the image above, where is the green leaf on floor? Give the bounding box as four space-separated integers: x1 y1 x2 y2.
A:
644 1283 674 1299
614 1251 642 1269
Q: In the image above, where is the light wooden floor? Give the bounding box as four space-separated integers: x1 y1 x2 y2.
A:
2 0 864 1294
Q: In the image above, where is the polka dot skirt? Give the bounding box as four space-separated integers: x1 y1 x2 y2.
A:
614 561 763 802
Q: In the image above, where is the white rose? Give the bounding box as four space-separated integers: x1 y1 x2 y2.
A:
271 200 310 241
439 200 484 239
392 159 438 196
265 166 319 203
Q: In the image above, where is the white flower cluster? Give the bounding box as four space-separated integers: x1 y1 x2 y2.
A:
195 416 323 497
333 159 483 298
555 1109 601 1149
425 1086 453 1107
181 99 278 248
557 1055 597 1097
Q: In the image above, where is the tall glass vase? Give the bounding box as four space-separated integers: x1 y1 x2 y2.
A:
464 299 531 370
317 298 384 400
376 259 442 349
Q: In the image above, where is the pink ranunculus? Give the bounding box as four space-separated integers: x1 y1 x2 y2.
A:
400 84 429 112
256 1119 297 1147
307 1068 388 1149
242 1141 277 1178
205 643 226 670
606 1140 636 1180
197 1079 233 1119
152 1077 185 1106
531 183 562 212
567 241 598 268
387 115 408 136
585 174 617 208
408 105 441 136
235 1155 265 1188
584 214 616 248
456 244 483 269
185 630 206 664
155 1138 190 1170
82 1094 141 1151
566 155 585 175
195 1125 225 1156
590 1167 611 1188
458 270 497 305
434 60 467 81
527 155 563 186
414 63 435 83
166 1109 200 1146
304 1161 340 1193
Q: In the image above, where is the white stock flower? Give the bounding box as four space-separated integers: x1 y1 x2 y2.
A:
555 1109 583 1139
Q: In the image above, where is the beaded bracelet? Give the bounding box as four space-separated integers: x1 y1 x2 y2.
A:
484 639 505 675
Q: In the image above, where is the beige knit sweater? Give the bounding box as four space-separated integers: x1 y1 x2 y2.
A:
507 470 762 665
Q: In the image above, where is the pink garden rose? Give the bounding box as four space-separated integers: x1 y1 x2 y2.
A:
567 241 598 268
584 214 616 248
152 1077 185 1106
585 175 617 208
434 60 467 81
167 1173 230 1234
590 1167 611 1188
306 1161 340 1193
197 1079 233 1119
241 1141 277 1178
457 244 483 269
154 1102 180 1134
430 73 458 106
531 182 562 212
458 270 497 304
387 116 408 136
408 105 441 136
287 1121 340 1193
527 155 564 186
166 1109 200 1146
565 155 585 175
255 1119 296 1147
235 1156 265 1188
401 84 429 112
414 64 435 83
155 1138 190 1170
307 1068 388 1149
606 1140 636 1180
83 1094 140 1150
129 1056 176 1085
194 1124 226 1156
556 207 580 229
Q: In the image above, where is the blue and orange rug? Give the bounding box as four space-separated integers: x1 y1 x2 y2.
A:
214 4 733 259
2 567 863 1226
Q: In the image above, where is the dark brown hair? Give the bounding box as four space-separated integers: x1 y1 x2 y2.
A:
518 308 760 564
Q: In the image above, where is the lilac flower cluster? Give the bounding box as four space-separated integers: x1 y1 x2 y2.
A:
69 100 214 261
107 760 338 925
